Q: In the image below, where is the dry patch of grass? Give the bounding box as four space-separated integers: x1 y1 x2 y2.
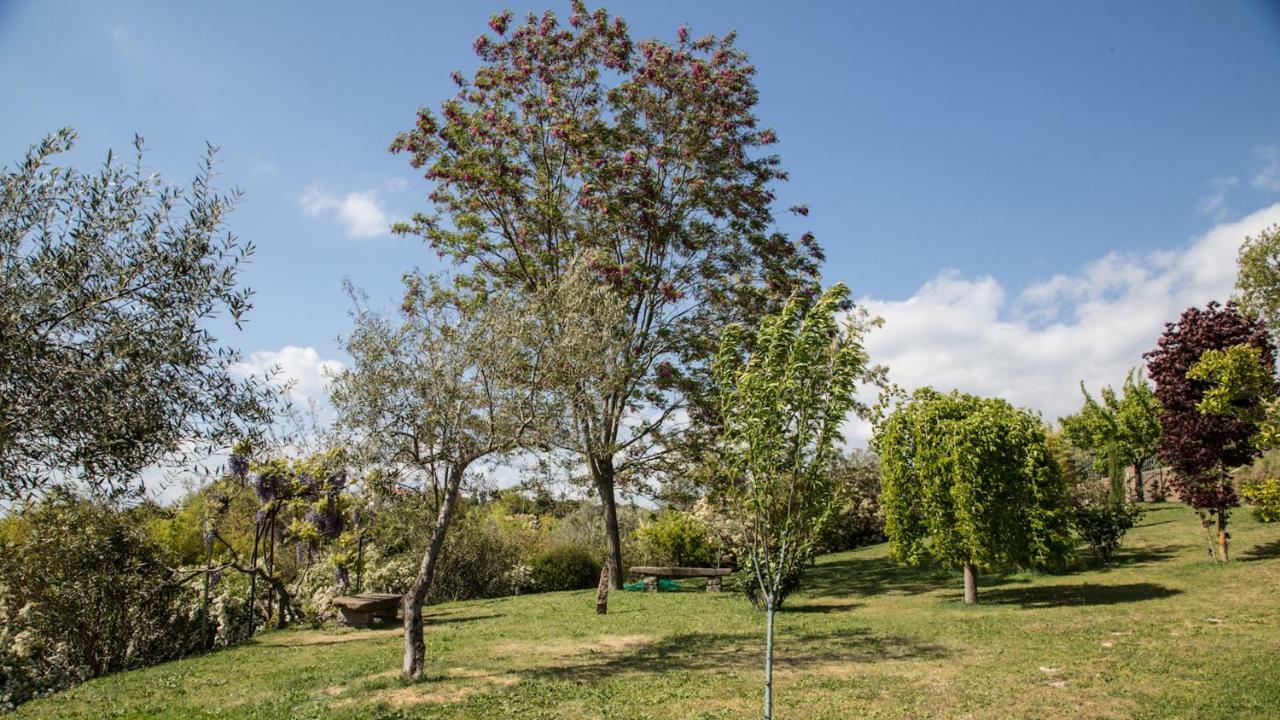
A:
332 666 519 709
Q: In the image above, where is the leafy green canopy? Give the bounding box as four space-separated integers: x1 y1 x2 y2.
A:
1235 224 1280 334
1058 369 1161 501
1189 344 1280 451
0 130 277 500
875 389 1072 573
713 284 879 606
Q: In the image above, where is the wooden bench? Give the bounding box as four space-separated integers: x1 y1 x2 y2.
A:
629 566 732 593
332 593 401 627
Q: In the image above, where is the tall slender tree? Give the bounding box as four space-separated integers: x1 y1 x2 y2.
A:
390 3 823 588
713 284 878 720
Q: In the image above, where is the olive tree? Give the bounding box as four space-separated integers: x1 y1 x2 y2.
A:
0 129 277 500
875 389 1072 604
329 278 545 679
390 3 824 588
713 284 878 720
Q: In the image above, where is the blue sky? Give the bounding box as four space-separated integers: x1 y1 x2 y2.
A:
4 1 1280 435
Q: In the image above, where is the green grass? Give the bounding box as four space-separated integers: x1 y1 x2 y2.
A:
13 503 1280 719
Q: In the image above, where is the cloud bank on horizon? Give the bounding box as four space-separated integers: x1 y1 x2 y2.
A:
846 202 1280 444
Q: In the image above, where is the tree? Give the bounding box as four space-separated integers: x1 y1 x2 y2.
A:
713 284 877 720
1235 224 1280 333
1144 302 1276 562
329 279 543 679
1058 369 1161 502
390 3 823 588
875 389 1072 604
0 129 277 500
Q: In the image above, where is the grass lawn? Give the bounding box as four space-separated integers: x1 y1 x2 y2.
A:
13 503 1280 719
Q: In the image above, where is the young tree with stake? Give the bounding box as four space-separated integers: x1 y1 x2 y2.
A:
713 284 878 720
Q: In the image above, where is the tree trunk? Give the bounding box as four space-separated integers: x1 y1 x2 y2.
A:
1133 464 1145 503
763 596 775 720
402 464 466 680
963 564 977 605
247 522 261 636
1196 511 1217 560
200 533 213 650
1217 512 1230 563
592 459 624 590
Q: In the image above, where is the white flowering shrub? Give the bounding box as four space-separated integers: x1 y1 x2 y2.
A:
0 493 217 710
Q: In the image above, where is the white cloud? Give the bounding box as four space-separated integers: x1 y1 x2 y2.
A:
1252 146 1280 193
845 203 1280 446
300 186 393 239
1197 176 1238 220
232 345 345 407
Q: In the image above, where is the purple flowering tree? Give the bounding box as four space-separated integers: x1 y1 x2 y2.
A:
391 3 823 588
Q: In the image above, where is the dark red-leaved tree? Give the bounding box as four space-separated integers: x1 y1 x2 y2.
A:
390 3 823 587
1144 301 1275 561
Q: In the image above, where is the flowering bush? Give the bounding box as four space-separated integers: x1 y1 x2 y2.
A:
0 494 216 710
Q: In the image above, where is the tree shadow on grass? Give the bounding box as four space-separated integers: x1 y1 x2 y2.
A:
783 599 864 614
1072 543 1186 572
1241 539 1280 562
799 554 1019 600
978 582 1180 609
523 627 948 685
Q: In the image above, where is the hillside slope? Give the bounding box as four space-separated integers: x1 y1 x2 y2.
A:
12 503 1280 719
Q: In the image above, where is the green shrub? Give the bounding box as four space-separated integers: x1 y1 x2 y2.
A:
1072 503 1143 564
0 493 214 710
530 545 601 592
817 450 885 553
352 502 540 610
1241 477 1280 522
731 550 812 611
632 510 718 568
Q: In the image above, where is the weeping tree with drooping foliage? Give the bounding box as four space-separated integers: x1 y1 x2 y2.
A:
390 2 824 589
1145 301 1276 562
713 284 880 720
874 389 1073 604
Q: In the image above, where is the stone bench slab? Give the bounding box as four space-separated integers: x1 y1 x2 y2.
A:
333 593 401 627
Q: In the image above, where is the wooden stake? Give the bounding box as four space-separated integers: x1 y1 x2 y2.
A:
595 564 609 615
